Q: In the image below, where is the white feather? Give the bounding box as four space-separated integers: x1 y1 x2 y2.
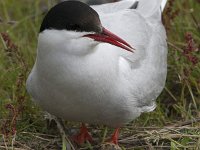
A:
161 0 168 12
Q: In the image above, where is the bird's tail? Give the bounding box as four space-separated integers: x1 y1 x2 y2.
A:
136 0 168 18
160 0 168 12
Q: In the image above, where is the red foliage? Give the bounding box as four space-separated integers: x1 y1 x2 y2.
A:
183 33 199 65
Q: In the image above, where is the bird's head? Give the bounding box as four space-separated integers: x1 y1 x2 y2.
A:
39 1 133 55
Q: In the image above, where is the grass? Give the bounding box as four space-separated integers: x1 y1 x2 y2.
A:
0 0 200 149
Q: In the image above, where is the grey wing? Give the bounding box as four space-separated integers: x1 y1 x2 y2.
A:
121 23 167 113
91 0 138 14
96 9 152 67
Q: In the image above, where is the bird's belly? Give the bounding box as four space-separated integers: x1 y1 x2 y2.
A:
27 58 139 127
31 75 138 127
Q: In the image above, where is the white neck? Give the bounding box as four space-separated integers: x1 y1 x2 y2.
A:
37 29 99 57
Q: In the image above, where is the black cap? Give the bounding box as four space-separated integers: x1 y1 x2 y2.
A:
40 1 102 33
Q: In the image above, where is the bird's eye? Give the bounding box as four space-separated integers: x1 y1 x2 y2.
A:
68 24 81 31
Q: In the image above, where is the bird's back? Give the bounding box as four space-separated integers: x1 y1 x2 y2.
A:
92 0 168 112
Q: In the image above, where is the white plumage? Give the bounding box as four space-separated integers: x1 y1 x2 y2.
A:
27 0 168 127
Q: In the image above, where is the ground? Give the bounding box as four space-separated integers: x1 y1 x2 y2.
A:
0 0 200 149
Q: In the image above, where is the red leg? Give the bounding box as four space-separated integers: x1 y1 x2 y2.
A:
109 128 120 145
72 123 93 145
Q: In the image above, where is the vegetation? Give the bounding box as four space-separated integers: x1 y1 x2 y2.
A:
0 0 199 149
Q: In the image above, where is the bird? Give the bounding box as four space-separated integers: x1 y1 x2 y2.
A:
26 0 168 146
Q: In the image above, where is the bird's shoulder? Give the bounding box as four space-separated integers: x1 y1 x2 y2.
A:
100 9 153 66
